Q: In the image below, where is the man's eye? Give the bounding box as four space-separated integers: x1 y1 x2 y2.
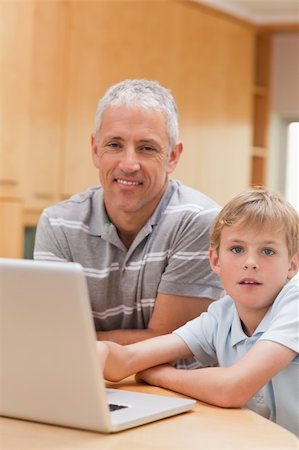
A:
262 248 275 256
231 246 243 254
139 145 156 153
106 142 122 151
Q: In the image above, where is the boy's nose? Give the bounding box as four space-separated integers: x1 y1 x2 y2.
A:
244 263 258 270
243 256 258 270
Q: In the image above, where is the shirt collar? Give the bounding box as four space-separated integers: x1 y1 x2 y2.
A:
88 180 176 237
231 303 272 347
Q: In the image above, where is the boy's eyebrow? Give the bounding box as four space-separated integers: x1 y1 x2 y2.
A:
226 238 282 246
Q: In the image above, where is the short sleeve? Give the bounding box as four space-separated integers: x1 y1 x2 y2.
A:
259 280 299 353
159 208 223 300
34 210 70 262
174 299 227 367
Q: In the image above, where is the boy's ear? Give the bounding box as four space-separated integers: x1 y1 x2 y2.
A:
209 247 221 275
287 251 299 280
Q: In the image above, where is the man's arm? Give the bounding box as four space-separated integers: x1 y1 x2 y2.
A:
136 340 297 407
96 293 213 344
98 333 192 382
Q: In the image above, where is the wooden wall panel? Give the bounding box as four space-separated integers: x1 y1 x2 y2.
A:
61 1 254 205
0 1 34 199
0 200 23 258
23 1 69 211
62 1 182 196
0 0 256 256
173 2 254 204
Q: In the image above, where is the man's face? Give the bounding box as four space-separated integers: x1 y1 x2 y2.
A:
91 106 182 220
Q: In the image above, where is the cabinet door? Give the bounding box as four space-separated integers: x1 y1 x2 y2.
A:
0 200 23 258
0 2 34 199
23 1 68 211
251 32 271 187
60 1 179 197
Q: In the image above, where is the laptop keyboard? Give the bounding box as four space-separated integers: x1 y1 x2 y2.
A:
109 403 128 412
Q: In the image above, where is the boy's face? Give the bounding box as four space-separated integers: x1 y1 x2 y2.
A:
209 222 298 317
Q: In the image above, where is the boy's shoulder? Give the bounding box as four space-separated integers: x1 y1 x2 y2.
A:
207 294 235 320
270 278 299 315
275 278 299 303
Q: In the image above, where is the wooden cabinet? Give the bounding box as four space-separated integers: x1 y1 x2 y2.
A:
0 2 34 257
251 31 271 187
0 1 261 257
0 201 23 258
0 2 34 200
23 2 68 213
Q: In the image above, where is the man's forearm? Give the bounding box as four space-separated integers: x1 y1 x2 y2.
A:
96 328 164 345
96 296 214 344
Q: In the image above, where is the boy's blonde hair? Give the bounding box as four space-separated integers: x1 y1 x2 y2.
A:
210 188 299 257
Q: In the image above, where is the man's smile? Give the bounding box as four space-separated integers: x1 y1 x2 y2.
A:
115 178 141 186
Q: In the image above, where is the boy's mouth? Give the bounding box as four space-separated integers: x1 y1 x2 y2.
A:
239 278 262 285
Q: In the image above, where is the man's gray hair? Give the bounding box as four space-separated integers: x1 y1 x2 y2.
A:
94 79 179 148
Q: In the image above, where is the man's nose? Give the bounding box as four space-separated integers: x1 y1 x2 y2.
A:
118 147 140 173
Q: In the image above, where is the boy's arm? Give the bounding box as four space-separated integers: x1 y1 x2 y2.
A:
136 339 297 408
97 333 193 382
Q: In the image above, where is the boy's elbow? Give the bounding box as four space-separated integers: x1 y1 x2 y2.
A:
103 365 128 382
214 381 250 408
217 393 246 409
104 372 123 383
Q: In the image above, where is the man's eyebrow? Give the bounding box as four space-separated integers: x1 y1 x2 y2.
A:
102 135 124 142
137 138 160 145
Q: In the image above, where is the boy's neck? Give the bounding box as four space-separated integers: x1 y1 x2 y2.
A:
237 306 270 337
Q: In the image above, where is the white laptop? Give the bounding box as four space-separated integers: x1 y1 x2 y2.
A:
0 258 196 433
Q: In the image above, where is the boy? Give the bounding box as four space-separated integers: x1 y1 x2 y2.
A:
98 188 299 435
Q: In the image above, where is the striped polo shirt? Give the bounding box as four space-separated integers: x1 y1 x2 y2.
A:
34 179 223 332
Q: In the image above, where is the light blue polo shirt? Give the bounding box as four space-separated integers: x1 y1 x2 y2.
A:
174 278 299 435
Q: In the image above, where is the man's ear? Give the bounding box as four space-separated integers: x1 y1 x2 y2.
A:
287 251 299 280
209 247 221 276
166 142 183 174
91 133 100 169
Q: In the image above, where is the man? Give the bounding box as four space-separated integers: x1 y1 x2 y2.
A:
34 79 222 363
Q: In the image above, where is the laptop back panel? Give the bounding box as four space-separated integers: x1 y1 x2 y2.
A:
0 258 196 433
0 259 112 432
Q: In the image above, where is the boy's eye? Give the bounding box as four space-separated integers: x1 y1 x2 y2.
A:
262 248 275 256
231 246 243 254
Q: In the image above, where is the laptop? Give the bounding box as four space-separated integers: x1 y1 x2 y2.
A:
0 258 196 433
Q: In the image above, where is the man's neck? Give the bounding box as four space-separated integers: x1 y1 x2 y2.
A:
107 210 149 249
104 182 169 248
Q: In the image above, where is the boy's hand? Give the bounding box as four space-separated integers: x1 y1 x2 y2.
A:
96 341 109 369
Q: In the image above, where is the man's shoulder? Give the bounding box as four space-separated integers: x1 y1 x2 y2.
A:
163 180 220 224
169 180 220 212
43 186 102 219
